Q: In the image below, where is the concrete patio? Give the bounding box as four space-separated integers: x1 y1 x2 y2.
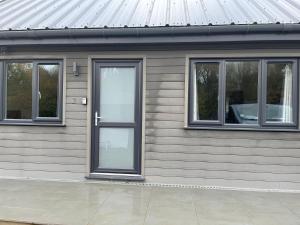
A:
0 179 299 225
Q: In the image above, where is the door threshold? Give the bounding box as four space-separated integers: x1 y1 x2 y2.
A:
87 173 145 181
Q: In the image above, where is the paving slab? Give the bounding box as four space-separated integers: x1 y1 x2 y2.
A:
0 179 299 225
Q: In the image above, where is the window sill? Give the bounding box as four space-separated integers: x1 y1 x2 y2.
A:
184 126 300 132
0 122 66 127
87 173 145 181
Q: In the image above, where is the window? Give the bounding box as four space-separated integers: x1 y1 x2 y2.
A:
225 61 259 125
193 62 220 123
189 58 298 130
0 60 63 124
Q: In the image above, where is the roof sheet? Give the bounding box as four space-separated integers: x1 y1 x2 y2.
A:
0 0 300 31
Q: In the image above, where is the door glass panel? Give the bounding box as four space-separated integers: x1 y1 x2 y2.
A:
225 61 259 124
100 67 136 122
38 64 59 117
194 62 220 121
6 63 33 119
99 128 134 170
266 62 294 124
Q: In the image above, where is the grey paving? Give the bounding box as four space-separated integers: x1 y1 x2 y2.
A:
0 179 299 225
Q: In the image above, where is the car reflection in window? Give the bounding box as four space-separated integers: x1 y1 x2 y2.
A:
226 103 293 124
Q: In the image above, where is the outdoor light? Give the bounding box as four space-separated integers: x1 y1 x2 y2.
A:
73 62 79 76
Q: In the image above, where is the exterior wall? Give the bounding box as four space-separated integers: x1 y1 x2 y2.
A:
0 48 300 190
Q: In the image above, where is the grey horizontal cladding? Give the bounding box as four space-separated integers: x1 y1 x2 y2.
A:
0 132 86 142
147 81 184 89
66 89 87 97
145 136 300 149
145 128 300 141
143 50 300 189
145 168 300 183
146 90 185 98
0 147 86 158
0 126 86 135
65 119 87 127
146 98 184 106
0 139 86 150
147 58 186 67
145 144 300 158
0 48 299 189
146 105 184 114
0 154 85 165
66 81 87 89
0 161 85 173
0 52 90 181
146 152 300 166
66 104 87 112
145 160 300 174
0 169 84 180
146 121 184 129
2 24 300 45
146 74 184 82
147 66 185 74
146 113 184 122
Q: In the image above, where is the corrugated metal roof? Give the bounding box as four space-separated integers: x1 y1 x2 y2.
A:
0 0 299 31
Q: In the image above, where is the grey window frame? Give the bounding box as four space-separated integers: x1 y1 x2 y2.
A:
0 59 63 125
33 61 63 122
0 61 3 121
189 59 224 126
188 58 299 130
261 59 298 128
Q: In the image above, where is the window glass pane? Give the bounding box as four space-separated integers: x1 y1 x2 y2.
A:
100 67 136 122
225 61 259 124
266 62 294 124
38 64 59 117
6 63 33 119
99 128 134 170
194 62 219 121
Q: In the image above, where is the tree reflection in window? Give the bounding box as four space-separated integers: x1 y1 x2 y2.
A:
267 63 293 123
6 63 33 119
38 64 59 118
225 61 259 124
194 63 219 121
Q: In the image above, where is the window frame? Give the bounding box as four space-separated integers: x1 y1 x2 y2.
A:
223 59 262 128
0 59 64 125
261 59 298 128
188 59 224 126
188 57 299 131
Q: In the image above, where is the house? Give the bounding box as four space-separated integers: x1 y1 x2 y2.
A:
0 0 299 191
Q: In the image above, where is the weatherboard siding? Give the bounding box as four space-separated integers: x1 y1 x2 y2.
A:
0 49 299 190
0 54 88 180
145 53 300 190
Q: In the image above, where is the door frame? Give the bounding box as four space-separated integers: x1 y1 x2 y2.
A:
90 59 143 175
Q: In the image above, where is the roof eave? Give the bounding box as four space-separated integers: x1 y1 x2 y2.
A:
0 24 300 46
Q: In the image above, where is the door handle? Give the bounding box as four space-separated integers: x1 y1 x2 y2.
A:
95 111 101 126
